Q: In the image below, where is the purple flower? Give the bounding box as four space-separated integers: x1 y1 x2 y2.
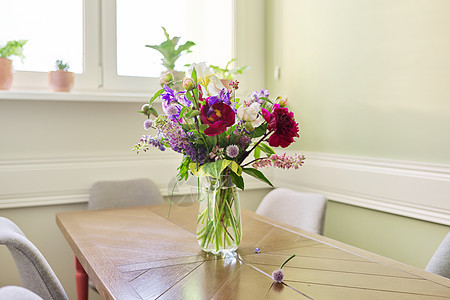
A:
226 145 239 158
185 144 206 164
251 89 270 104
176 92 191 107
162 85 177 104
271 269 284 283
143 119 153 130
207 89 236 112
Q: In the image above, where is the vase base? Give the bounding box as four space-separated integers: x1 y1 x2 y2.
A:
201 246 238 256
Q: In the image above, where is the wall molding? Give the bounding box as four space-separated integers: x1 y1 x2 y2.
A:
272 152 450 226
0 153 266 209
1 151 449 226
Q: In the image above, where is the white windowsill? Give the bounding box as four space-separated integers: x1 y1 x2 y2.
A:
0 89 153 103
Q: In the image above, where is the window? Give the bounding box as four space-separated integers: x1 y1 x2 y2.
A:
0 0 83 73
1 0 234 93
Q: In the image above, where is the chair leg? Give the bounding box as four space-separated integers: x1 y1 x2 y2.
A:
75 256 88 300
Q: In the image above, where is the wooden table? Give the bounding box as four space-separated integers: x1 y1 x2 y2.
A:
56 204 450 299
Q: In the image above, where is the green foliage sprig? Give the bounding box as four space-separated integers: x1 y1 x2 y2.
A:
55 60 70 71
210 59 248 80
145 27 195 71
0 40 28 60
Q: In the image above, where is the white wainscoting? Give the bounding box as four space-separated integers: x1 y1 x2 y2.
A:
1 151 449 226
0 153 266 209
272 151 450 226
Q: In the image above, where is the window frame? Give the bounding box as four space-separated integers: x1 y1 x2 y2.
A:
11 0 101 92
7 0 265 96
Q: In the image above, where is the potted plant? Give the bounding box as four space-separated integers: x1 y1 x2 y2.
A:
210 59 248 89
0 40 28 90
145 27 195 88
48 60 74 92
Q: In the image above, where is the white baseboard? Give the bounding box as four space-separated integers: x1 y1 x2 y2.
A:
272 152 450 226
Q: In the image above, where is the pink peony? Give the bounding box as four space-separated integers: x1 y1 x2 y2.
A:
266 104 299 148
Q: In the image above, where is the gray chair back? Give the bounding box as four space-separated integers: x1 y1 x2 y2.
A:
425 232 450 279
0 217 68 300
88 178 164 210
256 188 327 235
0 286 43 299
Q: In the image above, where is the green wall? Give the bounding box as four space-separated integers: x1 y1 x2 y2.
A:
264 0 450 268
265 0 450 164
324 201 449 268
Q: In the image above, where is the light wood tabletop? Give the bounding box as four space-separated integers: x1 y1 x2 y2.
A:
56 203 450 299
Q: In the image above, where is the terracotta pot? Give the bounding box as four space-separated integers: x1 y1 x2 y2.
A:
0 58 14 90
48 70 74 92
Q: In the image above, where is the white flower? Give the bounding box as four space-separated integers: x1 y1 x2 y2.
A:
188 62 225 96
237 102 264 128
206 75 226 96
188 62 212 83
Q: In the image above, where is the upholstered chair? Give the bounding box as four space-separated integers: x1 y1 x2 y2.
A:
425 232 450 279
76 178 164 300
0 217 68 300
256 188 327 235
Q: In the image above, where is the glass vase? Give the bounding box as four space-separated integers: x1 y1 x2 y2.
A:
196 175 242 255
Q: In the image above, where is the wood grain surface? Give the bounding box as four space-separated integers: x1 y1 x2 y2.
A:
56 203 450 299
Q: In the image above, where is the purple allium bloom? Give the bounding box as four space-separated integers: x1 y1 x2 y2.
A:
226 145 239 158
238 135 251 148
166 104 180 117
272 269 284 283
143 119 153 130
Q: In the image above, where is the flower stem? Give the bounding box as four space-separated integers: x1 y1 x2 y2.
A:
280 254 296 269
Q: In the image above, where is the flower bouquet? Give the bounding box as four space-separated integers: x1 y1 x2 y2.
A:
134 62 304 254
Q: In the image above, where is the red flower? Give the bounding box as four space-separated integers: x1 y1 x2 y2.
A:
266 104 299 148
200 101 235 136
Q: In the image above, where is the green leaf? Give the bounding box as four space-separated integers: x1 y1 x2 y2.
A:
257 143 276 156
242 168 273 187
185 110 200 119
249 123 268 138
180 106 188 118
259 96 273 104
230 172 245 190
185 91 194 103
191 66 197 82
198 124 208 133
149 88 164 106
254 147 261 160
189 159 242 179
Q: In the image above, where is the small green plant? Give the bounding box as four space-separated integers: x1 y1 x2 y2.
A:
145 27 195 71
55 60 70 71
0 40 28 60
210 59 248 80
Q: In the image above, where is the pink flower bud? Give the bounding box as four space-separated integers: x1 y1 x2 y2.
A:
275 97 288 107
182 77 195 91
